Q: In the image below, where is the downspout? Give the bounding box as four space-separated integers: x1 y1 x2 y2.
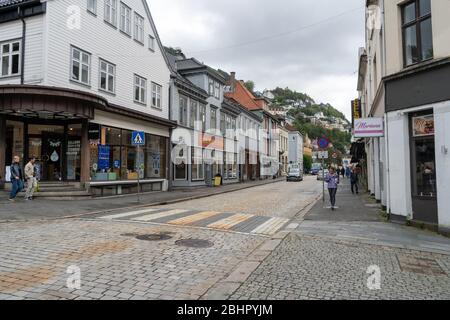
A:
381 0 392 215
19 6 26 85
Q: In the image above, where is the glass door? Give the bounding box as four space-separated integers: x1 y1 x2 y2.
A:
410 112 437 224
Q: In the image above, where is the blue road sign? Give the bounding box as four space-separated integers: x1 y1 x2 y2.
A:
132 131 145 146
318 137 330 149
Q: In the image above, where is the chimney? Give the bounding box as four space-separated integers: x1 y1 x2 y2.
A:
230 72 236 92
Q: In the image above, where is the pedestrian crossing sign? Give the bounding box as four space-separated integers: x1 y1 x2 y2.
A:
132 131 145 146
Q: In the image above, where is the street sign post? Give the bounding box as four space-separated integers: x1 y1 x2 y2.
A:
318 151 328 203
132 131 145 203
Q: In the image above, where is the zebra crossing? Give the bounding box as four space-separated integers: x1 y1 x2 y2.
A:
94 207 290 236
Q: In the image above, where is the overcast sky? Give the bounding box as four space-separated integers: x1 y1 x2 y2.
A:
148 0 365 120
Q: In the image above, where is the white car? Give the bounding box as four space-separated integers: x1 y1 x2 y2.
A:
316 169 329 181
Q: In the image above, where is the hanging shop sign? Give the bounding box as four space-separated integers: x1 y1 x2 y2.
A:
412 115 434 137
88 123 101 140
354 118 384 138
351 99 362 129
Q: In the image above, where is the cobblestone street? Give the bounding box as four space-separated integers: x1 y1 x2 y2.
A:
1 178 450 300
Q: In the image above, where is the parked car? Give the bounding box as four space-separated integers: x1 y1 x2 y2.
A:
316 169 329 181
311 163 322 175
287 164 303 182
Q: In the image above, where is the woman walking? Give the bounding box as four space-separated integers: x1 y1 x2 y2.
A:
325 167 340 210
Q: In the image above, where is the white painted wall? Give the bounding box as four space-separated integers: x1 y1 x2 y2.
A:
44 0 171 119
386 111 412 218
434 102 450 228
0 15 44 85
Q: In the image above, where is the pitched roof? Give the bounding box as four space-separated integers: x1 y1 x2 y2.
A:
0 0 33 8
225 80 261 111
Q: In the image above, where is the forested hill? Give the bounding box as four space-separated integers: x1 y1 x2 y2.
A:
271 87 349 123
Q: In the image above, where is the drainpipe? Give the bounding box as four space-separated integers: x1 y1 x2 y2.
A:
19 6 26 85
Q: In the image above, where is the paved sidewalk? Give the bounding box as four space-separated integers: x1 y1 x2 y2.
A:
0 178 284 222
295 179 450 255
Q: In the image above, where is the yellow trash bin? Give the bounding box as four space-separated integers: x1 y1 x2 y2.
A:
214 176 222 187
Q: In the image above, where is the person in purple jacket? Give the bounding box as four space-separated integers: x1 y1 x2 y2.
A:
325 167 340 210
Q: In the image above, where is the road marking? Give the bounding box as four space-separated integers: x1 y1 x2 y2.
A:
208 214 254 230
251 217 289 235
132 209 189 222
168 211 221 226
287 223 299 230
99 209 159 220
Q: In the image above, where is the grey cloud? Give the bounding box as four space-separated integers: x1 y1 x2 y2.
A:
149 0 365 118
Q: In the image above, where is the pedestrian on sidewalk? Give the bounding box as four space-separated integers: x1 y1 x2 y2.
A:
9 156 24 202
325 167 340 211
340 167 345 179
350 167 359 194
24 156 37 201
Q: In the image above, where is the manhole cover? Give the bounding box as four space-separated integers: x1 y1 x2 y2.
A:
397 254 447 276
175 239 214 248
135 234 173 241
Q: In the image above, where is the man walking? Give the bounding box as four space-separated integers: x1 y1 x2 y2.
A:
350 167 359 194
325 167 340 211
9 156 24 201
24 157 37 201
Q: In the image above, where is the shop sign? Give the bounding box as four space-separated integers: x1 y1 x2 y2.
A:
412 115 434 137
351 99 362 128
88 123 101 140
98 145 110 170
354 118 384 138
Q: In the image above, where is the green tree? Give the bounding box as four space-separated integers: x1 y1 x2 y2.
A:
303 155 313 172
244 81 255 93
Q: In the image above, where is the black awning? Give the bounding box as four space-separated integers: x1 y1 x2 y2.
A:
350 140 366 163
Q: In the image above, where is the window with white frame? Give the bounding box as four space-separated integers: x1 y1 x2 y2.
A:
214 81 220 99
134 74 147 104
200 104 207 132
0 40 21 77
151 82 162 109
134 13 144 43
99 59 115 93
87 0 97 14
70 46 90 85
119 2 131 35
179 96 188 126
148 35 155 51
104 0 117 26
210 107 217 130
190 100 198 129
220 112 225 134
208 78 214 96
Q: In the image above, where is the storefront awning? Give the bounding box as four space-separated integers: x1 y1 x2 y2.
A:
0 85 107 120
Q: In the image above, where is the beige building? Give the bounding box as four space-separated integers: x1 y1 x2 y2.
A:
358 0 450 233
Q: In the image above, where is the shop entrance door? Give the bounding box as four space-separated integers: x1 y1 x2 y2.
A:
410 112 438 224
41 133 64 181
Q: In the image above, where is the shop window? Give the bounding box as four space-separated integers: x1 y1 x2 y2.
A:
411 113 436 198
146 134 167 179
191 147 204 181
5 121 24 181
